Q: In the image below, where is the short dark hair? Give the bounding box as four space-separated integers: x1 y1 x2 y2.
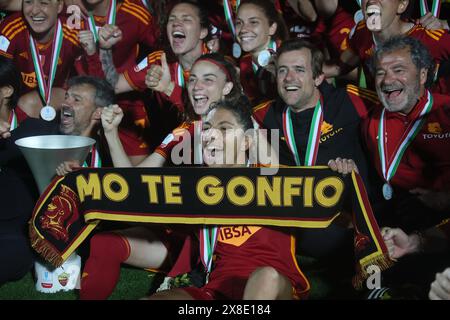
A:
0 56 21 109
275 39 324 79
207 98 253 132
370 35 435 88
67 76 115 107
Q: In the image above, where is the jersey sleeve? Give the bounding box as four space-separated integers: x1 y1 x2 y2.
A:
154 122 194 160
252 100 273 128
0 13 24 59
123 50 163 91
346 85 380 119
121 0 160 48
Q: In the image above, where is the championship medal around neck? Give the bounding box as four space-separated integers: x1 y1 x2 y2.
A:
382 183 393 201
257 49 272 67
232 42 242 58
40 105 56 121
354 9 364 24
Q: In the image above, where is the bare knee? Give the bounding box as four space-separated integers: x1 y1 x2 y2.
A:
252 267 281 284
244 267 292 300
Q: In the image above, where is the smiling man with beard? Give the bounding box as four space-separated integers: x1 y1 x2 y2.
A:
362 36 450 232
7 76 114 174
361 35 450 299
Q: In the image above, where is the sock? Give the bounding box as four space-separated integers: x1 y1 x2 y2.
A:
79 232 129 300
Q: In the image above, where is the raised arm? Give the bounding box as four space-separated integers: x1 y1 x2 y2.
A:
102 105 167 168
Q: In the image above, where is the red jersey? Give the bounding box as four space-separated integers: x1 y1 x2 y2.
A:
322 6 355 58
124 50 189 112
83 0 159 73
208 226 309 299
81 0 160 156
239 53 277 106
363 92 450 192
0 13 101 95
154 120 202 165
277 2 354 58
348 21 450 93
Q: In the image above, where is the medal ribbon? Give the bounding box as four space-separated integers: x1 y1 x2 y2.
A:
176 63 184 88
87 0 117 42
199 226 219 281
420 0 441 17
29 19 63 106
223 0 240 39
8 109 17 130
378 90 433 184
282 97 323 166
83 145 102 168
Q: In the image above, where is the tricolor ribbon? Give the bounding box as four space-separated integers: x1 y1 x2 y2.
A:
355 0 361 7
199 226 219 283
87 0 117 42
176 63 185 88
8 109 17 130
223 0 240 39
420 0 441 17
83 145 102 168
282 97 323 166
378 90 433 186
28 19 63 106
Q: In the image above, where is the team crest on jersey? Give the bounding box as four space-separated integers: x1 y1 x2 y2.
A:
218 226 261 247
422 122 450 140
320 121 333 135
320 121 343 143
428 122 442 134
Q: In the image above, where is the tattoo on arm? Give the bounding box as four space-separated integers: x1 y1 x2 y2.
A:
100 49 119 87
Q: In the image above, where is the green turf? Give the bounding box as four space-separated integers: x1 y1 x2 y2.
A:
0 257 339 300
0 267 157 300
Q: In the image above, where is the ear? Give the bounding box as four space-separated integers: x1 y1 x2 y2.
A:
419 67 428 86
200 27 208 41
268 22 277 37
314 73 325 87
222 82 233 96
0 85 14 99
397 0 409 15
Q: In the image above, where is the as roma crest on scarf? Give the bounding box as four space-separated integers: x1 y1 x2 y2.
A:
39 184 80 243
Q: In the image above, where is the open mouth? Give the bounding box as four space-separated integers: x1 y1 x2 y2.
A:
366 5 381 17
203 145 224 164
382 88 403 100
61 106 74 124
366 4 381 30
172 30 186 39
171 30 186 49
31 16 46 24
238 34 256 45
284 85 300 92
193 95 208 107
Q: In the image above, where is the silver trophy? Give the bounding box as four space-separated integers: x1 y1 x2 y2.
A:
15 135 95 293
